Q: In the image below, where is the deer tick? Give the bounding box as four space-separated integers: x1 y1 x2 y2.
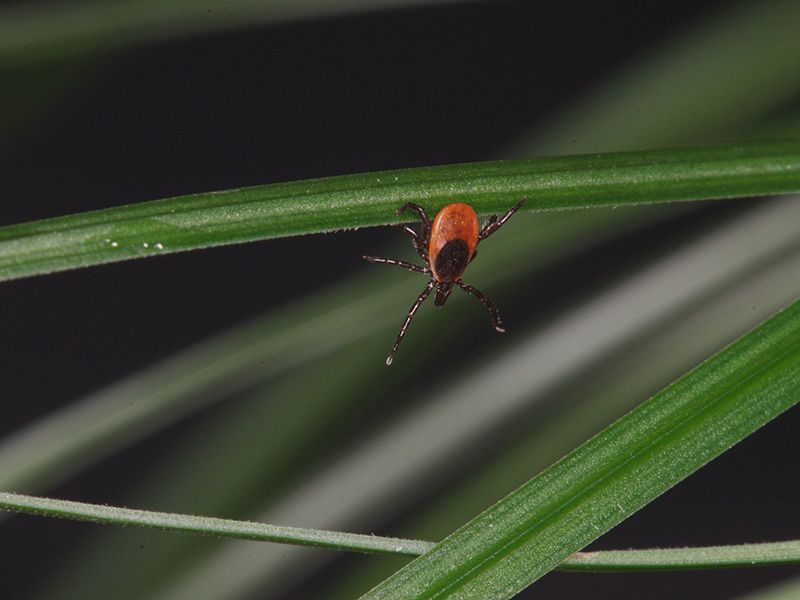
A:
363 199 524 365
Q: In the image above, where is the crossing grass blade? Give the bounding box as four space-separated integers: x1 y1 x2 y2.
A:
2 491 799 571
559 541 800 571
362 298 800 599
0 491 431 556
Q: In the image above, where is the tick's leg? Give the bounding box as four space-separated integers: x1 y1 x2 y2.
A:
480 215 497 238
392 224 429 261
362 255 430 274
457 281 505 333
479 198 525 241
398 203 432 247
386 279 436 365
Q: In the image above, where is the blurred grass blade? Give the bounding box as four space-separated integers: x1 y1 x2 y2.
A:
737 576 800 600
0 208 646 495
13 1 800 595
30 207 681 600
328 205 800 597
363 299 800 599
150 199 800 600
515 0 800 155
0 273 388 492
2 140 800 282
0 0 456 68
0 492 431 556
3 491 799 571
0 1 447 144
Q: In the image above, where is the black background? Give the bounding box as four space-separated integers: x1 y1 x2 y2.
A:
1 1 799 598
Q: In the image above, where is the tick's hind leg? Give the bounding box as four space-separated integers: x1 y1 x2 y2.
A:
392 224 429 262
386 279 436 365
479 198 525 241
362 255 430 274
457 281 505 333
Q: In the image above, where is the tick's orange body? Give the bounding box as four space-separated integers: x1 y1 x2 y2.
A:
428 203 480 282
363 199 524 365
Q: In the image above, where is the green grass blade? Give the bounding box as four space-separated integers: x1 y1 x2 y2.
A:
3 491 799 571
561 542 800 571
2 140 800 283
0 492 431 556
363 298 800 599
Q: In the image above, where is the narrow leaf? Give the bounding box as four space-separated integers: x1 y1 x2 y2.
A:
561 542 800 571
0 491 431 557
1 140 800 282
3 492 799 571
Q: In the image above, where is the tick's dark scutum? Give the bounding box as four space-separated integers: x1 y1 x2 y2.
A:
433 239 470 281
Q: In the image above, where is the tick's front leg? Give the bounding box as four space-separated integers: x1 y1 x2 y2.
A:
479 198 525 241
397 203 432 246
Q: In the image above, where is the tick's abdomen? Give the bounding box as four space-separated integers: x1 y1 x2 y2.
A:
428 202 479 281
433 239 470 281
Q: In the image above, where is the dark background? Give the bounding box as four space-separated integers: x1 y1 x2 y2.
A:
1 1 798 598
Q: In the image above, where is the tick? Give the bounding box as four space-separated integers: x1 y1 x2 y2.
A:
363 199 524 365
